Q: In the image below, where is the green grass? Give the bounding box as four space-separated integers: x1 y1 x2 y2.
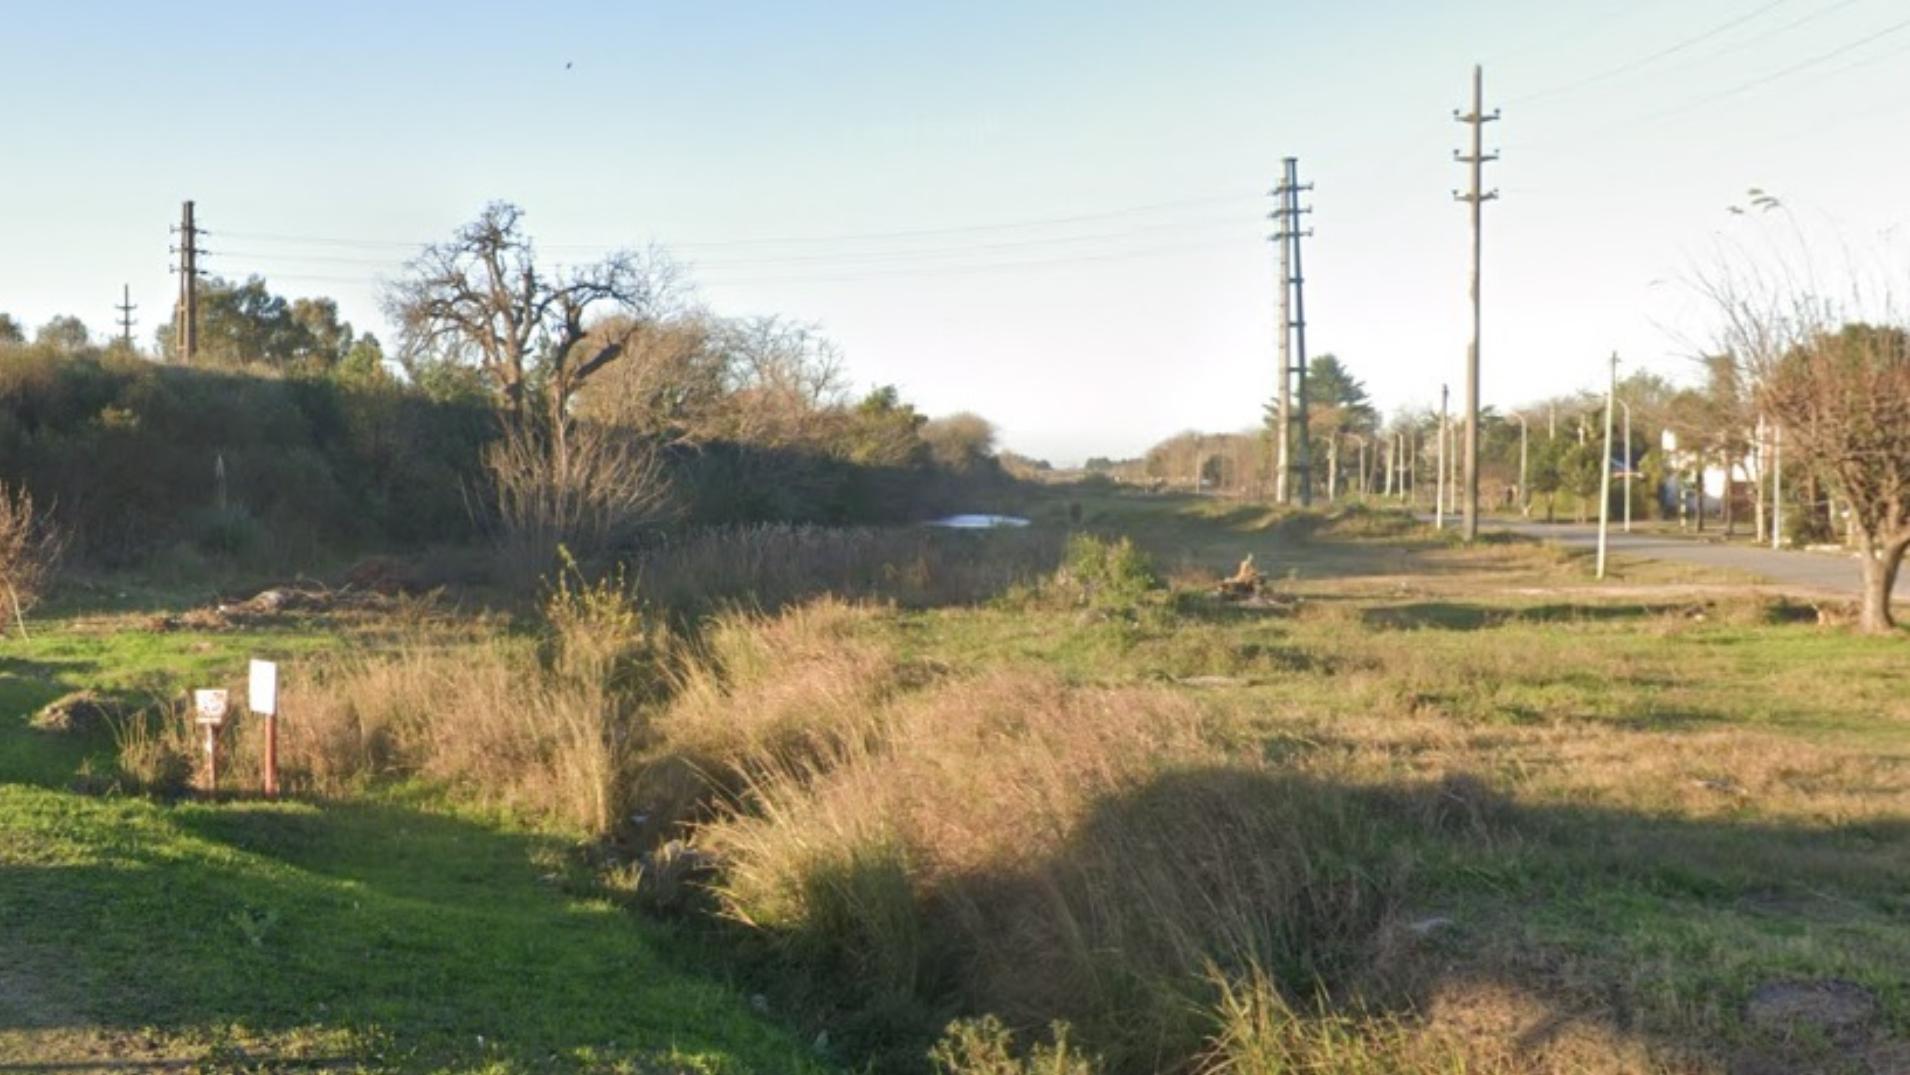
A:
0 607 832 1072
6 492 1908 1073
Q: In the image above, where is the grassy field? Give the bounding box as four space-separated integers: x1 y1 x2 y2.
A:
3 490 1905 1074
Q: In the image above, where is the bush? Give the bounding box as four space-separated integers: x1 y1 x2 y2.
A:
0 480 62 635
1048 533 1158 611
931 1017 1097 1075
249 572 662 834
485 420 672 583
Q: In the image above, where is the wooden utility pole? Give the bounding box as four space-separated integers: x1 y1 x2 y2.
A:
114 285 136 347
1272 181 1293 504
1273 158 1315 506
1454 65 1499 542
173 200 203 363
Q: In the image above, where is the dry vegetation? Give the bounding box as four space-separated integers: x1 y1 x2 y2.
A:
0 480 61 636
85 496 1910 1074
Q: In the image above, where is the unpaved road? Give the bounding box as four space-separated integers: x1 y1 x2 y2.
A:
1483 520 1907 602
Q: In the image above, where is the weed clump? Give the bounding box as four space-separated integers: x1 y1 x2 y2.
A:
1031 533 1159 612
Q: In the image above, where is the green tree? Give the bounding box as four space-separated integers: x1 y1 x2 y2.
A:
1300 354 1377 497
840 386 928 467
1766 322 1910 632
921 412 996 471
35 316 89 354
0 314 23 346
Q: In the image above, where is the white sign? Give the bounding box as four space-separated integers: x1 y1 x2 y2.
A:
193 689 229 725
249 659 279 716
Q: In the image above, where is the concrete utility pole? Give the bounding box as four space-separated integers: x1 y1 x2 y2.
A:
114 285 136 346
1619 399 1632 533
1454 64 1499 542
1271 158 1316 506
1272 182 1293 505
1597 353 1617 580
172 200 203 363
1436 384 1449 530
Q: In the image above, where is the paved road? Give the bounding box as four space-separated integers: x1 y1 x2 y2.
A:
1482 520 1907 600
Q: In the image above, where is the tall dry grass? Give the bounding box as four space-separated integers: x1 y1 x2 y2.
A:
631 602 1486 1072
629 523 1061 615
255 570 663 834
0 480 63 637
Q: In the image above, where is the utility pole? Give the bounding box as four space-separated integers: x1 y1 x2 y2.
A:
1454 64 1499 543
1597 353 1617 580
1436 385 1449 530
171 200 205 363
114 285 136 347
1272 185 1292 505
1273 158 1315 507
1771 422 1784 550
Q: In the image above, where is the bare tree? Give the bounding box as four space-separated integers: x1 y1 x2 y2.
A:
385 203 681 564
385 201 680 451
1765 324 1910 632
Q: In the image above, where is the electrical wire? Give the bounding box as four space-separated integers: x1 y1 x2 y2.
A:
213 190 1264 258
1507 0 1797 105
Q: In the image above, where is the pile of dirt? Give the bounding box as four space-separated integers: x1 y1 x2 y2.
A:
28 691 126 735
145 577 417 633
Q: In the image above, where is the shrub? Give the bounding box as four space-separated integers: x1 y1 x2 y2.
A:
485 419 672 583
258 571 661 834
930 1017 1097 1075
0 480 62 636
109 705 198 796
1048 533 1158 611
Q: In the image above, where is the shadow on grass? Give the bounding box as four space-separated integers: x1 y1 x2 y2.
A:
1361 601 1686 631
850 767 1910 1074
0 793 822 1073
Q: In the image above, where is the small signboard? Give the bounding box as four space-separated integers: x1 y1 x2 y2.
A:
193 689 229 726
249 660 278 716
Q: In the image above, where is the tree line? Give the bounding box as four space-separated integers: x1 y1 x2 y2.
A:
0 202 1008 591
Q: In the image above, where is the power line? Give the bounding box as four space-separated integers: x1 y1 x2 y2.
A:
1508 0 1796 105
215 215 1261 274
1510 9 1910 154
229 234 1260 293
1634 10 1910 122
213 190 1263 257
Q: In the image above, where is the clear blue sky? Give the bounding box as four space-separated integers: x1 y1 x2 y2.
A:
5 1 1908 463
